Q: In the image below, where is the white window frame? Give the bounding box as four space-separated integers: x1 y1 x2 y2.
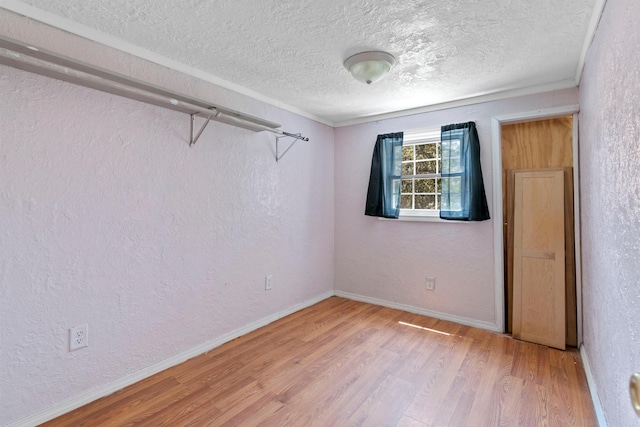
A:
399 126 443 220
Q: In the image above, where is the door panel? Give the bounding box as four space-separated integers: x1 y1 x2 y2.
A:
512 169 566 350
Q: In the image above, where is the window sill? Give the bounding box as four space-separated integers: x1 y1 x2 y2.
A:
379 214 448 223
378 211 477 223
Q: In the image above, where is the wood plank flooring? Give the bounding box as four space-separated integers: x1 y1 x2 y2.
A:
43 297 597 426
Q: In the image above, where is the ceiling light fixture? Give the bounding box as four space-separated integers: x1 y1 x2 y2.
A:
344 51 395 85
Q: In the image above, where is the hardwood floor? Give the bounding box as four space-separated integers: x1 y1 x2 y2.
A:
43 297 597 426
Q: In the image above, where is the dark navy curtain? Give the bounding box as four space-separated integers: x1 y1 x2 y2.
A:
364 132 403 218
440 122 490 221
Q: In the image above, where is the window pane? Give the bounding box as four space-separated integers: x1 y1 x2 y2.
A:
415 178 435 193
416 160 437 174
449 159 462 173
400 138 444 213
415 195 436 210
393 145 403 176
402 162 414 175
450 176 462 193
441 138 460 155
402 146 413 161
401 194 413 209
415 143 437 160
450 139 461 156
441 176 462 194
401 179 413 193
441 159 462 174
441 190 461 211
441 139 462 173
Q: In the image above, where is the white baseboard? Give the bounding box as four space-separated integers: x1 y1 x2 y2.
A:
580 345 608 427
334 290 500 332
8 291 334 427
10 290 502 426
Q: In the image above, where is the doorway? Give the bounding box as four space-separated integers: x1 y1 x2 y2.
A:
491 106 582 347
502 117 576 347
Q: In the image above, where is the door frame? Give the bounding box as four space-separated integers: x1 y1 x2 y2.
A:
491 104 582 344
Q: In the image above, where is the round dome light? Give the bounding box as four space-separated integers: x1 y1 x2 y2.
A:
344 51 396 85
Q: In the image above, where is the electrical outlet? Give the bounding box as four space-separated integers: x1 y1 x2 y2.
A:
69 324 88 351
425 276 436 291
265 275 272 291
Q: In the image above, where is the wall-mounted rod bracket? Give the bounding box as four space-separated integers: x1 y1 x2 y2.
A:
190 111 218 146
0 36 312 158
276 132 310 162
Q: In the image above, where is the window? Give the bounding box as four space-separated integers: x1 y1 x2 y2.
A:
400 127 442 217
365 122 489 222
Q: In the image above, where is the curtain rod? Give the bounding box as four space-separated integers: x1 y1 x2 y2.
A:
0 35 309 151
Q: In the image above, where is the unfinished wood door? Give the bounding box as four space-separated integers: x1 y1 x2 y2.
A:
506 167 577 346
512 169 566 350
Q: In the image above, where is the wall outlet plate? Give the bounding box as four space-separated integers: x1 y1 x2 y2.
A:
265 275 272 291
70 324 88 351
425 276 436 291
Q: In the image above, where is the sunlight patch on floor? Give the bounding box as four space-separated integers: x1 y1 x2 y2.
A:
398 321 452 336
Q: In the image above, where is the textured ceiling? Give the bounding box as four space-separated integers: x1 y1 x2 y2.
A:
5 0 598 125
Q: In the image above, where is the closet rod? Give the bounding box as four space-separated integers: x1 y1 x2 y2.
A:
0 35 309 146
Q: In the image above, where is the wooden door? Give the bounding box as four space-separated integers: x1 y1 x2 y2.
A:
506 168 576 346
512 169 566 350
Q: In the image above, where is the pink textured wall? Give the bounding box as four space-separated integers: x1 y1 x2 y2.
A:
0 14 334 426
578 0 640 424
334 89 579 326
4 5 621 425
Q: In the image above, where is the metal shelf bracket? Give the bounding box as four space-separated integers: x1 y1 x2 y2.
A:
276 132 310 161
190 112 217 146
